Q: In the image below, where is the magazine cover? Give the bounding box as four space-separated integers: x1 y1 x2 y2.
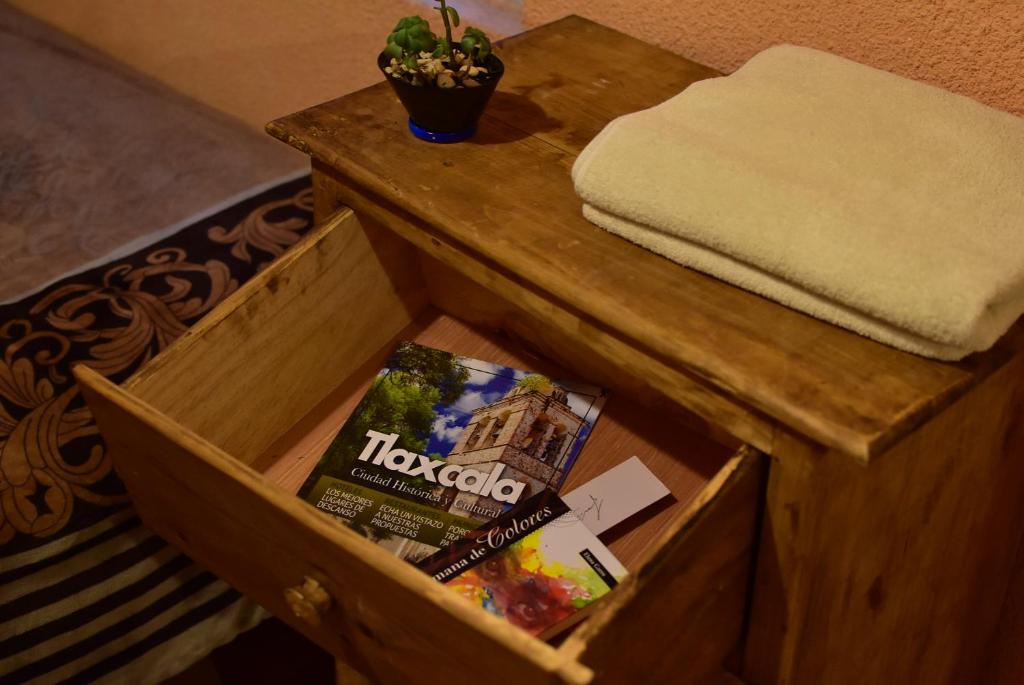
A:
298 341 608 562
417 489 628 638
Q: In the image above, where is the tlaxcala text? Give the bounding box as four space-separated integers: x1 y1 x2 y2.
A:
358 430 527 504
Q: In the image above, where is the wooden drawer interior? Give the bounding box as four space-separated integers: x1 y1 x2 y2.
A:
254 310 738 571
76 208 763 684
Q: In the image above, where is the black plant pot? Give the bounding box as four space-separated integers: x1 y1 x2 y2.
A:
378 51 504 143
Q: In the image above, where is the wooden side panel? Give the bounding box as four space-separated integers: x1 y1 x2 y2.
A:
705 673 746 685
335 658 372 685
315 161 776 455
124 209 428 463
988 504 1024 684
76 368 592 685
744 354 1024 685
561 448 764 685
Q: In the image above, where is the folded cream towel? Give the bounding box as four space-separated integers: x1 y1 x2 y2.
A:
573 45 1024 360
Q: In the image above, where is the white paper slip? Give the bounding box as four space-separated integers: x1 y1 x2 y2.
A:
562 456 672 536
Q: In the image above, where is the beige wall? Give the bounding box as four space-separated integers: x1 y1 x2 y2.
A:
16 0 1023 125
524 0 1024 117
9 0 514 130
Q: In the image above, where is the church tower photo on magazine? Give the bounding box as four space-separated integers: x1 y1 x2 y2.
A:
441 377 587 522
297 341 607 562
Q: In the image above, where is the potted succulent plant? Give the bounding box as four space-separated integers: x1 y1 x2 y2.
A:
379 1 504 142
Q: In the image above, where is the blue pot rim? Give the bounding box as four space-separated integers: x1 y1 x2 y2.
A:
408 118 476 143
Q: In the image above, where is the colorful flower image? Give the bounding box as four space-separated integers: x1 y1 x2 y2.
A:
445 513 627 637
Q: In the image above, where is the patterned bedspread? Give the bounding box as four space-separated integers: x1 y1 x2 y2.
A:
0 3 316 681
0 177 315 683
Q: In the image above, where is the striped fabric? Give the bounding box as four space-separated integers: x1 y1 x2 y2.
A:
0 509 262 684
0 176 314 684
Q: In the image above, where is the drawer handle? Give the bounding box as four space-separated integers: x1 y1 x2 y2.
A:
284 576 333 626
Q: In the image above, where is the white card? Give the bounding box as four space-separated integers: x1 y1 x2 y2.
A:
561 456 671 536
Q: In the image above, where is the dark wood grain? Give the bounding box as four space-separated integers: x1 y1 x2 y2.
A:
744 354 1024 684
267 15 1022 460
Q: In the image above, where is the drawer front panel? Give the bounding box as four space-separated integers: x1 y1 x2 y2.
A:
77 368 592 685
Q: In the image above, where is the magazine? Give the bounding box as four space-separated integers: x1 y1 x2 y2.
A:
298 341 607 562
417 489 628 638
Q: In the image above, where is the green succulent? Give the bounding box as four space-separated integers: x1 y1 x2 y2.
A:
382 3 495 87
460 26 491 60
384 16 437 58
431 38 451 59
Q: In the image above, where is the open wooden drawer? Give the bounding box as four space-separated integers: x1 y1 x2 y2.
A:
75 208 764 684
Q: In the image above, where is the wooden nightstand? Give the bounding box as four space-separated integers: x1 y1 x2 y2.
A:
78 16 1024 685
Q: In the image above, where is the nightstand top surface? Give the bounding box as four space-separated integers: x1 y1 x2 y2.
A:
268 15 1022 460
